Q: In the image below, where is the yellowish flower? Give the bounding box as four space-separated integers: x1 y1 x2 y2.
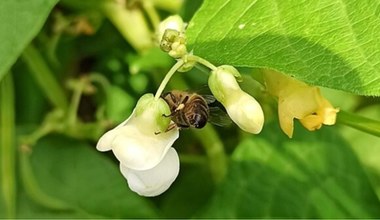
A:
264 70 339 138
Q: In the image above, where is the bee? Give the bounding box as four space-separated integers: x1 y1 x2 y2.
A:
162 90 231 131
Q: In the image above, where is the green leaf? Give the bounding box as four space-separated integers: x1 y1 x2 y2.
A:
0 0 58 82
200 123 380 218
186 0 380 96
29 135 159 218
159 165 215 218
16 191 84 218
105 86 134 123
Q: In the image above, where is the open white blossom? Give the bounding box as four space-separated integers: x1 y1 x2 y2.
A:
96 94 180 196
208 65 264 134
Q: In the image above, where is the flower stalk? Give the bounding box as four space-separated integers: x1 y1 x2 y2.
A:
154 59 184 99
22 44 68 110
0 73 16 218
337 110 380 137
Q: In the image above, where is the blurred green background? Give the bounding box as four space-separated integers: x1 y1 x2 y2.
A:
1 0 380 218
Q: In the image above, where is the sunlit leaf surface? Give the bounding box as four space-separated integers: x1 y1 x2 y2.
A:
0 0 58 81
187 0 380 96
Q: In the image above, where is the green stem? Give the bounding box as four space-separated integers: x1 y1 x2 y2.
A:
0 73 16 218
192 125 227 183
142 0 161 30
187 54 217 71
102 1 153 53
22 44 68 110
154 59 184 99
67 78 86 126
337 110 380 137
152 0 183 12
89 73 111 91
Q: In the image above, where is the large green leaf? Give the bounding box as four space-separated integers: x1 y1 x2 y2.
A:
186 0 380 96
0 0 58 82
29 135 158 218
200 123 380 218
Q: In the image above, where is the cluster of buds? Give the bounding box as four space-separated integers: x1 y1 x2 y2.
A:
157 15 187 59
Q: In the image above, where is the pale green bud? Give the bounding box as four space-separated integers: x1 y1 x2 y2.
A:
157 15 188 58
208 65 264 134
208 65 241 103
134 93 171 133
157 15 185 43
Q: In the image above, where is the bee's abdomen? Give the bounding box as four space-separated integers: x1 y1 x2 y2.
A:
185 96 209 128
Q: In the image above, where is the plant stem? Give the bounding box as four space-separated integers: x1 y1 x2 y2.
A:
22 44 68 110
192 125 227 183
142 0 161 30
154 59 184 99
102 1 153 53
337 110 380 137
67 78 87 126
187 54 217 71
89 73 111 92
0 73 16 218
152 0 183 13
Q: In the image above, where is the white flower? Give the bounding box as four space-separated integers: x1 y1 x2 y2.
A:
96 94 180 196
208 65 264 134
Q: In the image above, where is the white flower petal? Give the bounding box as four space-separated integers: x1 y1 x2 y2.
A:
96 112 134 152
96 129 119 152
112 125 179 170
226 91 264 134
120 148 180 197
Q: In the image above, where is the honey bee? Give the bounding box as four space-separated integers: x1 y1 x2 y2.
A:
162 90 231 131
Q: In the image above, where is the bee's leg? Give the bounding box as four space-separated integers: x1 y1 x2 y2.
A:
162 106 183 117
165 123 177 132
154 122 178 135
169 92 177 103
162 111 176 117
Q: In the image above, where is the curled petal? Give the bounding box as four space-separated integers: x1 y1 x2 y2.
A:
96 113 133 152
264 70 339 138
96 129 119 152
112 125 179 170
120 148 180 197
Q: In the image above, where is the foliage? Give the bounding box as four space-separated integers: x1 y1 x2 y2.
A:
0 0 379 218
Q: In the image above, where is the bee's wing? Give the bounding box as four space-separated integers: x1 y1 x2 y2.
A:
208 106 233 127
202 94 216 104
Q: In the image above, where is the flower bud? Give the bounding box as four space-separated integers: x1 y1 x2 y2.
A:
157 15 184 43
208 65 264 134
157 15 187 58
